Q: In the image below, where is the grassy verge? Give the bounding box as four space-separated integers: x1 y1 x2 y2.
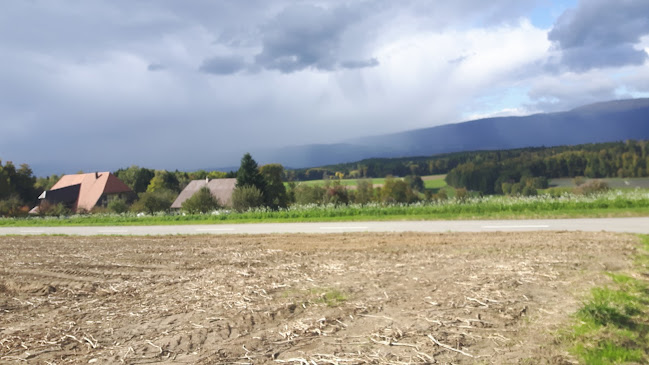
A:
1 190 648 227
561 235 649 364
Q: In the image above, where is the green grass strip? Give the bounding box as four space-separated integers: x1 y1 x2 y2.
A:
1 190 648 227
562 235 649 364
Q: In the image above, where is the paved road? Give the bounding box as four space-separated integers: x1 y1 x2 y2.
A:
1 217 648 236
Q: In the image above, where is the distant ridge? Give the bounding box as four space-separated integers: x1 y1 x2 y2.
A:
260 98 649 168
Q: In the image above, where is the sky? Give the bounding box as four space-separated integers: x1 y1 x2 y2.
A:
1 0 649 176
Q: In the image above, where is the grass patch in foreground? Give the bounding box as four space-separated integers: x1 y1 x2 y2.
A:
562 235 649 364
310 288 348 307
281 287 348 308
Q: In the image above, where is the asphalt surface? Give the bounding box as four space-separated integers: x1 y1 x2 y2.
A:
1 217 648 235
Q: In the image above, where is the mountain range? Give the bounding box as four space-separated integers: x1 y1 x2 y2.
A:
260 98 649 168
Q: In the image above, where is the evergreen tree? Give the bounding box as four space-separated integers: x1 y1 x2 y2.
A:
236 153 266 193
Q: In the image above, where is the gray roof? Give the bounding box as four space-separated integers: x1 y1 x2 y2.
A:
171 178 237 209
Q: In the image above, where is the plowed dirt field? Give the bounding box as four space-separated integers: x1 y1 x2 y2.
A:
0 232 638 364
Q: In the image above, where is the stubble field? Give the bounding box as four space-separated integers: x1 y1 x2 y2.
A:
0 232 638 364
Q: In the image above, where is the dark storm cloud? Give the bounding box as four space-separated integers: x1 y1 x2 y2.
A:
252 3 377 73
548 0 649 71
199 55 247 75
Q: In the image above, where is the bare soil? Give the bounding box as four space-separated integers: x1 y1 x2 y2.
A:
0 232 638 364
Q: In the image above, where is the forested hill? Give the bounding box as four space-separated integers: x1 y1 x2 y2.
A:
286 140 649 185
265 98 649 168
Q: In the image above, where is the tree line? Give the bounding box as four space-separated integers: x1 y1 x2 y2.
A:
445 140 649 194
288 140 649 181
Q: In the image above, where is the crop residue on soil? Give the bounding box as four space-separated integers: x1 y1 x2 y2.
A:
0 232 637 364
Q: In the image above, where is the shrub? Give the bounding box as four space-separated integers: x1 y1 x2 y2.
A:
432 189 448 201
38 201 72 216
293 184 326 205
405 175 425 192
353 179 374 205
573 176 586 186
130 189 175 214
323 182 349 206
231 185 264 212
182 187 221 214
510 183 523 196
0 195 27 217
521 185 538 196
529 176 549 189
574 180 609 195
501 182 513 195
107 198 129 213
381 177 418 203
455 187 468 202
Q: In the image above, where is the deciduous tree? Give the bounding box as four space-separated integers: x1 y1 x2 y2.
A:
260 163 288 209
182 186 221 213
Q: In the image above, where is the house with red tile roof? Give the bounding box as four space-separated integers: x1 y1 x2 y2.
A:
36 172 134 213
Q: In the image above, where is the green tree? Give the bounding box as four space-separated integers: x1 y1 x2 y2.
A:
381 177 418 203
146 170 180 193
260 163 288 209
181 186 221 214
107 198 129 213
354 179 374 205
293 184 326 205
35 174 61 192
131 189 175 214
0 161 37 204
208 171 228 179
13 164 37 204
0 195 26 217
0 160 12 200
231 185 264 212
405 175 424 192
234 153 266 209
323 181 349 206
114 166 155 193
236 153 266 192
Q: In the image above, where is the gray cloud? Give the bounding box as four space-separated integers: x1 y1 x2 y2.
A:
199 55 247 75
340 58 380 69
1 0 645 176
147 63 166 71
548 0 649 71
252 4 374 73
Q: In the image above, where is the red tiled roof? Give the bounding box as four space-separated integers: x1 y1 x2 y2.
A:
51 172 132 212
